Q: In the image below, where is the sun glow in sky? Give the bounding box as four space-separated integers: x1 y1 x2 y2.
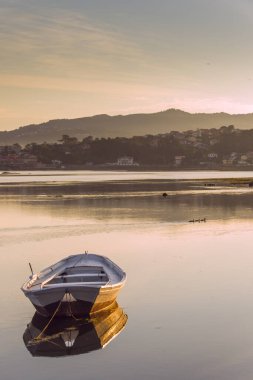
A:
1 0 253 130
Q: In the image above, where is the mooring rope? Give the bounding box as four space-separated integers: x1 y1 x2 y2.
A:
32 297 64 342
28 291 88 346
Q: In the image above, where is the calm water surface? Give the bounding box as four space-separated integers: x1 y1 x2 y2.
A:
1 172 253 380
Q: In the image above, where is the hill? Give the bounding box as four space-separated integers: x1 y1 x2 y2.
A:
1 109 253 145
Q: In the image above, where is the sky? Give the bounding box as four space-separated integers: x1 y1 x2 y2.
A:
1 0 253 131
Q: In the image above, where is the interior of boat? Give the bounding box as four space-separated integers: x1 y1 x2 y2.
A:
45 266 109 286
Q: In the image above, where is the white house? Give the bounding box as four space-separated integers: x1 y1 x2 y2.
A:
116 156 139 166
208 153 218 159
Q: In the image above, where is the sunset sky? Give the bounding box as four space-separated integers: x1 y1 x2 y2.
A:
1 0 253 130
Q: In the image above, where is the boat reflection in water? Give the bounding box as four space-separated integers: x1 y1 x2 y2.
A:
23 301 127 357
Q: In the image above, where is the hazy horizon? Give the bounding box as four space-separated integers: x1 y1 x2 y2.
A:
1 0 253 131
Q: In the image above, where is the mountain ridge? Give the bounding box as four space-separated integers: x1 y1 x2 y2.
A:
1 108 253 145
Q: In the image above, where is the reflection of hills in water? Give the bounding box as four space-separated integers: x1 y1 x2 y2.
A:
23 301 127 357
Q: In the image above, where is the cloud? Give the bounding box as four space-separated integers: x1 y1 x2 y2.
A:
0 4 144 81
1 0 253 130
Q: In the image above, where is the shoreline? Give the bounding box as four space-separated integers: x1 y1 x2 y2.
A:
3 166 253 172
0 177 253 196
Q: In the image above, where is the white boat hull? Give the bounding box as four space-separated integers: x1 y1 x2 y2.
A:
21 253 126 317
26 284 124 317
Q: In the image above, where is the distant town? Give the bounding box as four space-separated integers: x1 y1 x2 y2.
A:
2 125 253 170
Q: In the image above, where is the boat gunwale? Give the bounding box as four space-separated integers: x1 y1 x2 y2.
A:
21 253 126 294
22 277 126 295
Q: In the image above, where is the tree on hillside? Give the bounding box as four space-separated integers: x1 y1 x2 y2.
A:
58 135 78 145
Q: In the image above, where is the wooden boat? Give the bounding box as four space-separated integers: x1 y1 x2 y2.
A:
23 301 128 357
21 253 126 317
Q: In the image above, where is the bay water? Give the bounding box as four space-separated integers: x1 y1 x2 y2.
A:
1 171 253 380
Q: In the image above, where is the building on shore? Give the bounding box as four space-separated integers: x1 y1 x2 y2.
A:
174 155 185 166
116 156 139 166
